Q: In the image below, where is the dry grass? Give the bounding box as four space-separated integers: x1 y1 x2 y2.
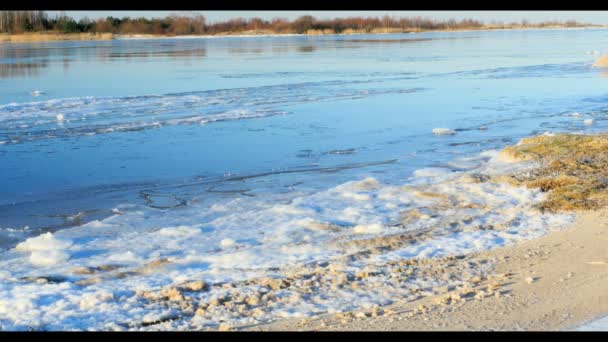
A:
306 29 336 35
0 32 113 42
499 134 608 212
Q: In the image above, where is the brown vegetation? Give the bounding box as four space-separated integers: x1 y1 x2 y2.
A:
0 11 597 39
499 134 608 212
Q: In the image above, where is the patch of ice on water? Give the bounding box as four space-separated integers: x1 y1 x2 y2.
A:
432 127 456 135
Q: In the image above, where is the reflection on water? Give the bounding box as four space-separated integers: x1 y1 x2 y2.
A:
101 48 208 59
0 35 464 79
344 38 434 43
297 46 316 53
0 61 48 79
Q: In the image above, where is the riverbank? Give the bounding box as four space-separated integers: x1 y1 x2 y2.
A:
1 25 605 43
250 207 608 331
245 133 608 331
0 32 113 42
115 25 606 40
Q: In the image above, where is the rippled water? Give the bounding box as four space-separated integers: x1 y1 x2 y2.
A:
1 29 608 330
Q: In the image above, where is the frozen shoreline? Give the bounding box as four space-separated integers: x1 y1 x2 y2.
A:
253 207 608 331
0 143 581 330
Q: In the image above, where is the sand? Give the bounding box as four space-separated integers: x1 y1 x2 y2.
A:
0 32 113 42
248 208 608 331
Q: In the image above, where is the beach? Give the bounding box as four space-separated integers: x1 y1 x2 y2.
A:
250 207 608 331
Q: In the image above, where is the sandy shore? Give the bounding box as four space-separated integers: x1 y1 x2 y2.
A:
249 208 608 331
115 26 604 41
0 32 113 42
1 25 602 43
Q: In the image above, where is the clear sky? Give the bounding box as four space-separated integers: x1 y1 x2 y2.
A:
46 11 608 24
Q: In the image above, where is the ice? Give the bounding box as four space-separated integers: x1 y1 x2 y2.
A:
158 226 202 237
353 223 383 234
29 250 70 266
79 291 115 311
432 128 456 135
584 118 594 125
0 84 420 145
15 233 73 266
219 239 235 249
15 232 72 252
0 147 577 329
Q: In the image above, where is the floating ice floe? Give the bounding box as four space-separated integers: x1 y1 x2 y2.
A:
570 112 582 117
432 127 456 135
30 90 45 97
56 114 65 122
584 119 594 125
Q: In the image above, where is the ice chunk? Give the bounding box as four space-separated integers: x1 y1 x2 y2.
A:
16 232 72 252
353 223 383 234
56 114 65 122
30 90 44 96
29 250 70 266
79 291 114 310
432 128 456 135
220 238 235 249
584 119 594 125
16 233 72 266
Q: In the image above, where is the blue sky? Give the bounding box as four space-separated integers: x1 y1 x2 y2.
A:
48 11 608 24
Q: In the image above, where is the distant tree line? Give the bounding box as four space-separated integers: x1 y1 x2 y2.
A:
0 11 591 35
